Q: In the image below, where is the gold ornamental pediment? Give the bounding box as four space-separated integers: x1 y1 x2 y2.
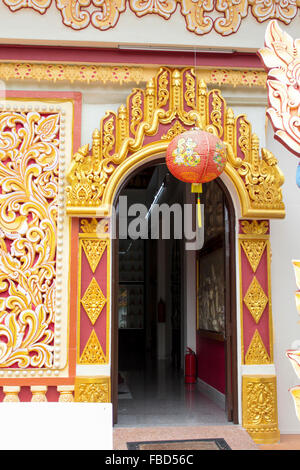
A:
66 67 285 219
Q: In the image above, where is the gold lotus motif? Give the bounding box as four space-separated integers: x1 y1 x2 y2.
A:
292 261 300 290
244 277 268 324
290 386 300 422
295 291 300 316
286 350 300 379
81 278 106 325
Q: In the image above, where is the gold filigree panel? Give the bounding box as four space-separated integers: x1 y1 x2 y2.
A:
244 277 268 324
82 239 107 273
2 0 299 36
245 330 271 365
242 375 279 444
79 330 106 364
0 64 268 88
0 98 74 377
81 278 107 325
241 240 267 273
240 220 269 235
66 67 285 220
75 376 111 402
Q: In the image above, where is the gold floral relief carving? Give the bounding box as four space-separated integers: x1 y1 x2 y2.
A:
82 239 107 273
180 0 214 36
161 121 188 140
3 0 51 13
241 239 267 273
3 0 298 35
81 218 100 233
242 375 279 443
245 329 271 364
244 276 268 324
251 0 298 24
240 220 269 235
214 0 248 36
66 67 285 220
0 63 267 88
81 278 107 325
129 0 177 18
75 377 110 402
79 330 106 364
56 0 126 31
0 108 60 369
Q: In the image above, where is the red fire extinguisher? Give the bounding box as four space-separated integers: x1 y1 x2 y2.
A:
185 347 197 384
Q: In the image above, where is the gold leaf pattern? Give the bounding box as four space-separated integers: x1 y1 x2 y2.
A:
241 240 266 273
244 277 268 324
3 0 298 36
245 330 270 364
82 239 107 273
0 109 60 368
240 220 269 235
79 330 106 364
242 375 279 443
161 121 187 140
81 278 106 325
75 379 110 402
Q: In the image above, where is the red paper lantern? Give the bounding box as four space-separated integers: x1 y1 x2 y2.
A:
166 128 227 227
166 128 227 184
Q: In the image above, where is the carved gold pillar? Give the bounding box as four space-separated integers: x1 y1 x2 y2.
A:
242 376 279 444
74 377 110 403
57 385 75 402
3 386 20 402
239 219 279 443
30 386 48 402
75 218 111 400
77 218 110 367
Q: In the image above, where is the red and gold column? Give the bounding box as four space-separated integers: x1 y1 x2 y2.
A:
74 218 111 403
239 219 279 444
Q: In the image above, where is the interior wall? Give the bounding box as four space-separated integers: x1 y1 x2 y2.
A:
196 336 226 394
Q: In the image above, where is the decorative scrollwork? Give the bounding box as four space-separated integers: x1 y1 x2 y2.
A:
129 0 177 18
0 110 60 368
2 0 299 35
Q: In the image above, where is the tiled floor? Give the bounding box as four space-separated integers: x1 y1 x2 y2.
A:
259 435 300 450
114 359 259 449
115 359 300 450
116 359 229 427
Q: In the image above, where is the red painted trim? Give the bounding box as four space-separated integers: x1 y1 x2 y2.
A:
0 45 264 69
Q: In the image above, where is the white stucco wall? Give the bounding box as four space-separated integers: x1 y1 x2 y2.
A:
0 5 299 51
268 128 300 434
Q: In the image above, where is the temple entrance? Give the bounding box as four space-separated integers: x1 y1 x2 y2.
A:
112 160 238 426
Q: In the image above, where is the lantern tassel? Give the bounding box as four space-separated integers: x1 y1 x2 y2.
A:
191 183 202 228
197 195 202 228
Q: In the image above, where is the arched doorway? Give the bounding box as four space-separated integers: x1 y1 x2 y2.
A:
67 67 284 443
110 156 238 426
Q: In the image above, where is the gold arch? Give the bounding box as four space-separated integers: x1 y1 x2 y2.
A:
66 67 285 218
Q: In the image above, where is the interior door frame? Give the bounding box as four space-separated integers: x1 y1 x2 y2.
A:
111 162 238 425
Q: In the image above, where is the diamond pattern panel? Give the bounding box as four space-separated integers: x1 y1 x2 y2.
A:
81 277 107 325
244 276 268 324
